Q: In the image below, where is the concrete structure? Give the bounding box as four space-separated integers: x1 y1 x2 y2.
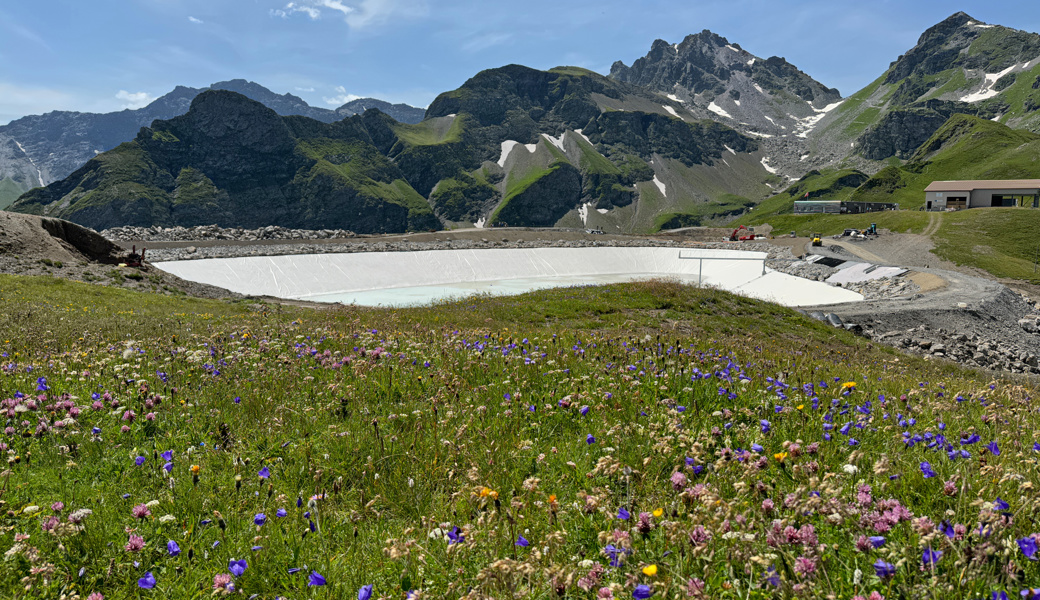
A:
924 180 1040 211
793 200 898 214
154 247 863 308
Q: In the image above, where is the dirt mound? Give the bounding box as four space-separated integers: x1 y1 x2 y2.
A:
0 211 123 264
0 210 234 299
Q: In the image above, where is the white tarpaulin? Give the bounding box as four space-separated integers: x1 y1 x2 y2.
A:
155 247 863 308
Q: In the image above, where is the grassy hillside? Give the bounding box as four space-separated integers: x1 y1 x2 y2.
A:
932 208 1040 282
0 273 1034 599
736 168 870 224
0 177 27 210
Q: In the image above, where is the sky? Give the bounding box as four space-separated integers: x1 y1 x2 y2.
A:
1 1 1039 125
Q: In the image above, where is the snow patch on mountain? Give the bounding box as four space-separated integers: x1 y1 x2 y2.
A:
653 175 667 196
14 141 44 187
663 105 679 118
961 64 1019 103
498 141 521 167
542 133 567 152
707 102 732 119
760 157 777 174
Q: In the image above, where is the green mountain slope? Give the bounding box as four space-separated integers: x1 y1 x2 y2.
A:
741 113 1040 227
11 91 438 233
12 65 779 234
811 12 1040 162
0 177 27 210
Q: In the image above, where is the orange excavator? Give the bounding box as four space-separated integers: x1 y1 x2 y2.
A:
729 225 755 242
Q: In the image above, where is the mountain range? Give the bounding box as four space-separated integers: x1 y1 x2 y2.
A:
0 79 425 210
7 11 1040 235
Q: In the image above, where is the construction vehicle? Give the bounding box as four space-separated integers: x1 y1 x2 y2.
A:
865 223 878 236
728 225 756 242
125 245 147 268
811 233 822 247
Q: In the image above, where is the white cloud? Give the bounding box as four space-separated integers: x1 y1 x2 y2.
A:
188 16 204 24
323 86 362 106
271 2 321 19
115 90 156 110
270 0 426 29
295 86 316 92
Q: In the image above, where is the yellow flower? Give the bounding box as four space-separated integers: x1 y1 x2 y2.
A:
796 404 804 411
774 452 788 463
190 464 201 474
652 508 663 518
642 564 658 576
841 381 857 389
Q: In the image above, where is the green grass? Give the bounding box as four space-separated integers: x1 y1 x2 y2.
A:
0 177 27 210
391 115 466 146
932 208 1040 282
652 194 755 231
0 271 1033 599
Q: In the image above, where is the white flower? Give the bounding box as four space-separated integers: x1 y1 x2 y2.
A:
159 514 176 524
145 500 160 508
842 464 859 475
22 505 39 515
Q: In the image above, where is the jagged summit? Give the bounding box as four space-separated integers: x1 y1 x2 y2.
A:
610 29 841 139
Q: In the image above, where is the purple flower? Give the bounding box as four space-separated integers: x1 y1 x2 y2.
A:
138 572 156 589
447 526 464 544
135 456 146 466
617 507 631 520
229 559 247 577
760 420 771 434
356 583 371 598
922 547 942 567
308 571 327 587
160 450 173 461
167 540 180 556
763 566 779 587
920 461 937 478
633 584 653 599
1019 536 1038 560
995 497 1011 511
586 434 596 444
987 441 1001 456
869 536 886 548
254 513 266 526
163 462 173 473
873 559 895 578
515 535 529 547
580 405 590 416
276 508 287 518
258 466 270 479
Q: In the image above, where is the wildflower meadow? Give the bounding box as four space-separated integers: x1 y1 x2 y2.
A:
0 274 1038 600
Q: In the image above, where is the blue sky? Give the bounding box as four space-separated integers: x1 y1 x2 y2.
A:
1 1 1038 125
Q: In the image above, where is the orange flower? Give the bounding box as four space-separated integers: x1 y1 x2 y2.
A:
190 464 201 474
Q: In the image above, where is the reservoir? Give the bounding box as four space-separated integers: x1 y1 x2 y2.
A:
154 246 862 307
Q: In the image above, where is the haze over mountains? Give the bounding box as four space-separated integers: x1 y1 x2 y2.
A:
7 12 1040 235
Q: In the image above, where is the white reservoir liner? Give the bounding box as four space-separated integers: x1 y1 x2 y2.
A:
155 247 862 308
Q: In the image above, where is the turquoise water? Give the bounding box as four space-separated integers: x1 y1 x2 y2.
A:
299 273 700 307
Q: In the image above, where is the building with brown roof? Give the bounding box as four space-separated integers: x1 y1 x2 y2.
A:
924 180 1040 211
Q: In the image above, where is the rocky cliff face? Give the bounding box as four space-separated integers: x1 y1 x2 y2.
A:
610 31 842 138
